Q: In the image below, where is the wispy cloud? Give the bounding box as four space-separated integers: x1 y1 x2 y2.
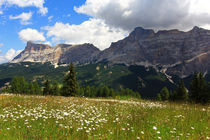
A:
9 12 33 25
0 0 48 15
48 16 53 22
0 49 22 64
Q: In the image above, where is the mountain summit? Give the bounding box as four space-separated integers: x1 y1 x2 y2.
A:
12 41 100 64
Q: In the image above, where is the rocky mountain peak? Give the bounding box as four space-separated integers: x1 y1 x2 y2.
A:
12 42 101 64
25 41 51 51
130 27 155 39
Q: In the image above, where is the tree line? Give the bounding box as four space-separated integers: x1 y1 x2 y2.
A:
157 73 210 104
2 63 141 99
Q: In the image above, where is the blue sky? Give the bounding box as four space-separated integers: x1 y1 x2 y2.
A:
0 0 210 63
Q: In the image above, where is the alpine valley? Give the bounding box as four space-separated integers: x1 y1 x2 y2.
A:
1 26 210 98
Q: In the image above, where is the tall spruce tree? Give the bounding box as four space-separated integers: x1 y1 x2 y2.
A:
189 73 208 103
10 76 27 94
43 79 51 95
160 87 169 101
176 80 188 100
51 81 60 96
33 82 42 95
62 63 78 96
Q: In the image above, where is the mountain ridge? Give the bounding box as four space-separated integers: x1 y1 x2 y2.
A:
12 26 210 77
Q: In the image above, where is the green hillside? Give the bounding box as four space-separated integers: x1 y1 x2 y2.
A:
0 62 175 98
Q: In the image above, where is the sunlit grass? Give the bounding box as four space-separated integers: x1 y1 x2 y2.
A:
0 94 209 139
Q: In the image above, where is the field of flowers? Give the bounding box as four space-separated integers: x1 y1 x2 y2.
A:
0 94 209 140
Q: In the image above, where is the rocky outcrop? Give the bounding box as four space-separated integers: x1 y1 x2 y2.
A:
12 41 100 64
95 26 210 77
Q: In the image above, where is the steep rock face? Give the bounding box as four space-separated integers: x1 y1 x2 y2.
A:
12 41 100 64
96 26 210 76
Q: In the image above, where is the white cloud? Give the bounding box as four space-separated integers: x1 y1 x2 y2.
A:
48 16 53 22
9 12 32 25
0 43 3 47
19 28 46 42
0 11 3 14
0 49 22 64
75 0 210 31
0 0 48 15
44 18 127 50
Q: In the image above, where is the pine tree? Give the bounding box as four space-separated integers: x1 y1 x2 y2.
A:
160 87 169 101
102 86 109 97
176 80 188 100
10 76 28 94
157 93 162 101
84 86 91 97
28 82 35 95
189 73 207 103
33 82 42 95
43 79 51 95
51 81 60 96
10 76 21 94
96 87 103 97
62 63 78 96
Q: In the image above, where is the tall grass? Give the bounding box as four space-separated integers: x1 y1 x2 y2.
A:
0 94 209 139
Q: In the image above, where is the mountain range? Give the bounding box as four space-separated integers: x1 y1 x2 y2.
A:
12 26 210 78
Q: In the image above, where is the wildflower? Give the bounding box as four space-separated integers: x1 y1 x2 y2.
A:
137 137 140 140
158 136 161 139
157 131 160 134
153 126 157 130
191 127 194 130
141 131 144 134
63 112 69 116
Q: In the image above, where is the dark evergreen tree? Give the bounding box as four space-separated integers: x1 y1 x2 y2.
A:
62 63 78 96
10 76 21 94
102 86 109 97
157 93 162 101
96 87 103 97
51 81 60 96
28 82 35 95
160 87 169 101
84 86 91 97
43 79 51 95
109 88 115 97
33 82 42 95
10 76 27 94
176 80 188 100
189 73 209 103
78 87 85 97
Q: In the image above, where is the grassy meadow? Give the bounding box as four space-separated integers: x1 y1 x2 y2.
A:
0 94 209 140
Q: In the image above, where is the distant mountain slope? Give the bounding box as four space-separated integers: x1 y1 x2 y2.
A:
0 62 175 98
96 26 210 77
12 41 100 64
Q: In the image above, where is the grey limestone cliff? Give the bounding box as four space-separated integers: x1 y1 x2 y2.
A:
12 41 101 65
